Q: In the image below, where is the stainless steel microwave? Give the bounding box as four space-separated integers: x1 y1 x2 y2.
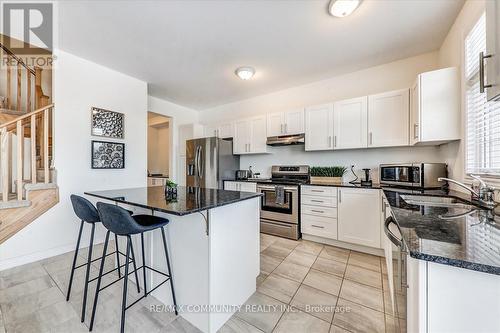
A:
379 163 447 189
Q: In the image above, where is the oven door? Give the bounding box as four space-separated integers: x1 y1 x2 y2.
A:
257 185 298 224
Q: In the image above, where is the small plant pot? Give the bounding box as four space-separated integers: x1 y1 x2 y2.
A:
310 176 343 185
164 186 178 200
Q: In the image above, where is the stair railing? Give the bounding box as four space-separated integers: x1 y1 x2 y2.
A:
0 41 40 113
0 104 54 202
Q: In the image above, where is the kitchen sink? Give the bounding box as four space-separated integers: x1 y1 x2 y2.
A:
400 195 476 210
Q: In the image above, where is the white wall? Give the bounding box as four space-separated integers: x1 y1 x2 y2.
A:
438 0 485 185
0 50 148 269
199 51 445 177
148 96 199 183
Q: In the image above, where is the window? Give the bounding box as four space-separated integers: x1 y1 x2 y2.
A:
465 13 500 176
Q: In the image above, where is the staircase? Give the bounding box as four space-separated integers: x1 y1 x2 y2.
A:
0 36 58 245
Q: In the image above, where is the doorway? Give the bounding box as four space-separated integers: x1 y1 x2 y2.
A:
147 112 172 181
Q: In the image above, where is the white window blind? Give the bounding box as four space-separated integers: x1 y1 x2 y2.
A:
465 13 500 176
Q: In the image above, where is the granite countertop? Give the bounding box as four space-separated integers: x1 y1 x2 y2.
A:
303 182 383 189
383 187 500 275
85 186 262 216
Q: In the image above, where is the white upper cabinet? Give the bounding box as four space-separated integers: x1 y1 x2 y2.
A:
411 67 460 145
284 109 305 135
267 109 304 136
368 88 410 147
233 120 251 154
333 96 368 149
267 112 285 137
305 104 334 151
233 116 267 154
486 1 500 101
204 125 218 138
337 188 381 249
217 122 234 139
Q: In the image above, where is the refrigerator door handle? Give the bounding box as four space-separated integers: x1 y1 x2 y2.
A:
198 146 203 179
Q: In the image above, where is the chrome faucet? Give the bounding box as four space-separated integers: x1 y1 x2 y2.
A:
438 176 497 208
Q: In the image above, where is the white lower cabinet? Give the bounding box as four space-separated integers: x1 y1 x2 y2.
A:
224 181 257 193
301 186 338 239
337 188 381 248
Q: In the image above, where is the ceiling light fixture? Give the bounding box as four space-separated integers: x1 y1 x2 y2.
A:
329 0 361 18
235 67 255 80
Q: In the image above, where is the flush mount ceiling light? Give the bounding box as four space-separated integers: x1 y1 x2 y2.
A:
235 67 255 80
329 0 361 17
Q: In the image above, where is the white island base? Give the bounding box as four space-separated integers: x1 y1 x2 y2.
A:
116 197 260 333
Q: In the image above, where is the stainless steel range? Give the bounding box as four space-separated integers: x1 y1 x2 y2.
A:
258 165 309 240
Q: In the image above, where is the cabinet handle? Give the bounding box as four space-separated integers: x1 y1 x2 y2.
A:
311 225 325 229
339 190 342 203
311 200 324 203
382 200 386 214
369 132 373 145
334 136 337 147
413 124 419 139
280 124 284 134
311 209 324 213
311 190 324 193
328 136 332 147
480 52 493 93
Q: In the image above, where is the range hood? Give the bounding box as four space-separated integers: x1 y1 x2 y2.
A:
266 133 305 146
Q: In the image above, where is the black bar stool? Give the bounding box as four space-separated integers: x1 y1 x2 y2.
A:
67 195 140 323
90 202 178 333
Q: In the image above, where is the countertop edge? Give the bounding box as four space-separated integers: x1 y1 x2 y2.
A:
84 191 262 216
409 250 500 275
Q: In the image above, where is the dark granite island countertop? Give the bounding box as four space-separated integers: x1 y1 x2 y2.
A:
383 188 500 275
85 186 262 216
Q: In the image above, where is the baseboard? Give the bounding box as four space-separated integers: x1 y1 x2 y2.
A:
0 237 106 271
302 234 385 257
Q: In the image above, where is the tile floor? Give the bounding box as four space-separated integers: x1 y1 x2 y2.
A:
0 234 405 333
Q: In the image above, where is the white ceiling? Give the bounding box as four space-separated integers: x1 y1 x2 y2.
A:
58 0 464 110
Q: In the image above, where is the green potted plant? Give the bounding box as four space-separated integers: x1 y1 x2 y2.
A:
310 166 347 185
164 179 178 199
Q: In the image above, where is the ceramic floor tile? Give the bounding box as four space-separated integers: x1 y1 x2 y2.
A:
290 284 338 323
329 324 351 333
273 238 300 251
261 245 293 261
302 269 343 297
332 298 385 333
339 279 384 312
348 252 382 272
257 274 300 304
311 257 347 278
235 292 286 333
294 241 324 256
170 316 203 333
0 286 64 325
218 315 264 333
0 275 55 304
273 261 310 282
256 273 268 286
0 262 48 290
274 309 330 333
318 246 350 263
283 249 317 268
344 264 382 289
260 254 282 275
385 314 400 333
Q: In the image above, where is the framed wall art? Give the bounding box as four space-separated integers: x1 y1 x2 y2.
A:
91 107 124 139
91 140 125 169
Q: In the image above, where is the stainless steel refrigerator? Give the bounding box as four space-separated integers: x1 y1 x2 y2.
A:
186 137 240 189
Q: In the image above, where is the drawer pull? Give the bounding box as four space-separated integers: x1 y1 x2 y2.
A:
311 190 324 192
311 225 325 229
311 200 324 203
311 209 324 213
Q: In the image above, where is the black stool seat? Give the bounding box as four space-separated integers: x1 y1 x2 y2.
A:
90 202 178 333
130 215 170 233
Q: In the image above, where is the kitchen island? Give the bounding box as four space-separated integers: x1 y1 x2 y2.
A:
85 186 262 333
